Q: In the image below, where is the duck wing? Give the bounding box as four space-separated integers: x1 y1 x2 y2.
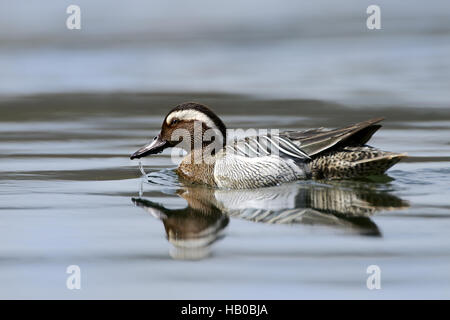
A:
227 133 311 160
281 117 384 157
226 118 384 160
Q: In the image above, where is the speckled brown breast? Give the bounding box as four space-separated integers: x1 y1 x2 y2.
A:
176 156 217 187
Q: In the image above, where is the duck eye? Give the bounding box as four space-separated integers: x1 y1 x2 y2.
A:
171 119 179 125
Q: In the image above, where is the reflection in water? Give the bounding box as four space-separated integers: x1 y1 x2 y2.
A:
132 179 409 260
132 197 228 260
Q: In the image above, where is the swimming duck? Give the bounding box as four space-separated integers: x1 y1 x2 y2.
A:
130 102 405 189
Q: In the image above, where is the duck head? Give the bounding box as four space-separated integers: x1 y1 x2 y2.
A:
130 102 227 160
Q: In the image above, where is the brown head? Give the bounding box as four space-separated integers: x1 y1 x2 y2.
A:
130 102 227 160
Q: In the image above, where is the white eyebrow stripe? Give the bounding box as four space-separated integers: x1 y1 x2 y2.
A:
166 110 218 129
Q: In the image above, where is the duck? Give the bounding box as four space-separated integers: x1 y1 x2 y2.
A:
130 102 406 189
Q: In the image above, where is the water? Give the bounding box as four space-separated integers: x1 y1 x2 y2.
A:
0 93 449 299
1 0 450 299
2 0 450 107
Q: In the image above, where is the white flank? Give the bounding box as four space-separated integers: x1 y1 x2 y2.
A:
214 153 307 189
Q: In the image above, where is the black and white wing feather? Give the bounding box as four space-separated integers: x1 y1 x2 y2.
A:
226 134 311 160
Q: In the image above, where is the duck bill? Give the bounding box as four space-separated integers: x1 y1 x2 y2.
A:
130 134 169 159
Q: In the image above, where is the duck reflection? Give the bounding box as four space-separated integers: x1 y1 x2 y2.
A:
132 195 228 260
132 181 408 260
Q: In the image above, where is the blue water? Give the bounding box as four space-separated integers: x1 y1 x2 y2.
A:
1 0 450 107
0 0 450 299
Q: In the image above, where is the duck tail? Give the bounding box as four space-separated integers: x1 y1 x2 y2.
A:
310 147 407 179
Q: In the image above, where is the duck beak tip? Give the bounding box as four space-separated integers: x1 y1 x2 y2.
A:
130 134 169 160
129 152 140 160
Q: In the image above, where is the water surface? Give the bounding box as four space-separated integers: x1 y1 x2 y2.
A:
0 93 449 299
